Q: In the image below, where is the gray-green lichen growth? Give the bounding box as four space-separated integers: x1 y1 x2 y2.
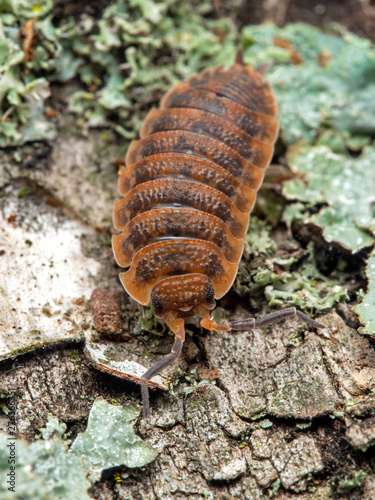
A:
242 23 375 145
281 142 375 333
337 470 368 494
242 25 375 335
283 144 375 252
0 417 91 500
0 402 156 497
0 0 236 144
241 218 348 313
70 397 157 481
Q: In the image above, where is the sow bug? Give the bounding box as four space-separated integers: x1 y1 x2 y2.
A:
113 54 325 418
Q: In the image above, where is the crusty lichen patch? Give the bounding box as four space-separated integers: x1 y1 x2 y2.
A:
320 312 375 399
202 313 338 419
128 383 328 498
346 418 375 452
0 418 92 500
247 427 324 492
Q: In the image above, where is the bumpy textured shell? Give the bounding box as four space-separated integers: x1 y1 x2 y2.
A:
113 62 278 306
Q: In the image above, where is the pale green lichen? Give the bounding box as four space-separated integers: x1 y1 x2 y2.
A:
241 23 375 145
241 218 348 313
0 417 90 500
70 397 157 481
244 217 277 256
264 273 348 312
240 24 375 321
0 0 236 144
283 143 375 252
0 402 156 498
337 470 367 495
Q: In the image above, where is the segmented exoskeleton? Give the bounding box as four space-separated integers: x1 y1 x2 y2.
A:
113 54 325 417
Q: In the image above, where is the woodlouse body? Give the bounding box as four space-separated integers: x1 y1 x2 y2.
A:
113 57 325 417
113 61 278 305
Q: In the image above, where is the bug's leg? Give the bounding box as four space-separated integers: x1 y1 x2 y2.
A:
200 307 325 332
200 315 233 332
141 316 185 418
239 308 326 329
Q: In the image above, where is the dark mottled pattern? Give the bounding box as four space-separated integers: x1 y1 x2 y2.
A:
134 240 225 284
116 178 248 238
187 66 277 115
119 154 254 212
129 131 249 178
161 85 278 143
142 108 272 164
116 208 242 264
151 274 215 318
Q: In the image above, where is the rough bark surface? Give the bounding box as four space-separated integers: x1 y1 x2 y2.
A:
1 1 375 499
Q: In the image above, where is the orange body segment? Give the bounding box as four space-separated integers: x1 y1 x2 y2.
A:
112 207 244 267
187 64 277 115
113 177 250 238
126 130 268 189
117 154 257 213
139 107 274 163
120 239 239 305
160 82 279 143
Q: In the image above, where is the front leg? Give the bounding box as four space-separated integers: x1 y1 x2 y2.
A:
200 307 325 332
141 315 185 418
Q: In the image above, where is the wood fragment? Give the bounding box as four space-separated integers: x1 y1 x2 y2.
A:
90 288 122 336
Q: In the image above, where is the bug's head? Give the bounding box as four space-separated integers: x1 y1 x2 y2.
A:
151 274 216 320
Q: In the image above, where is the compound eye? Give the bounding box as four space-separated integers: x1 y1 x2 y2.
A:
151 296 165 317
204 285 216 310
206 287 215 302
